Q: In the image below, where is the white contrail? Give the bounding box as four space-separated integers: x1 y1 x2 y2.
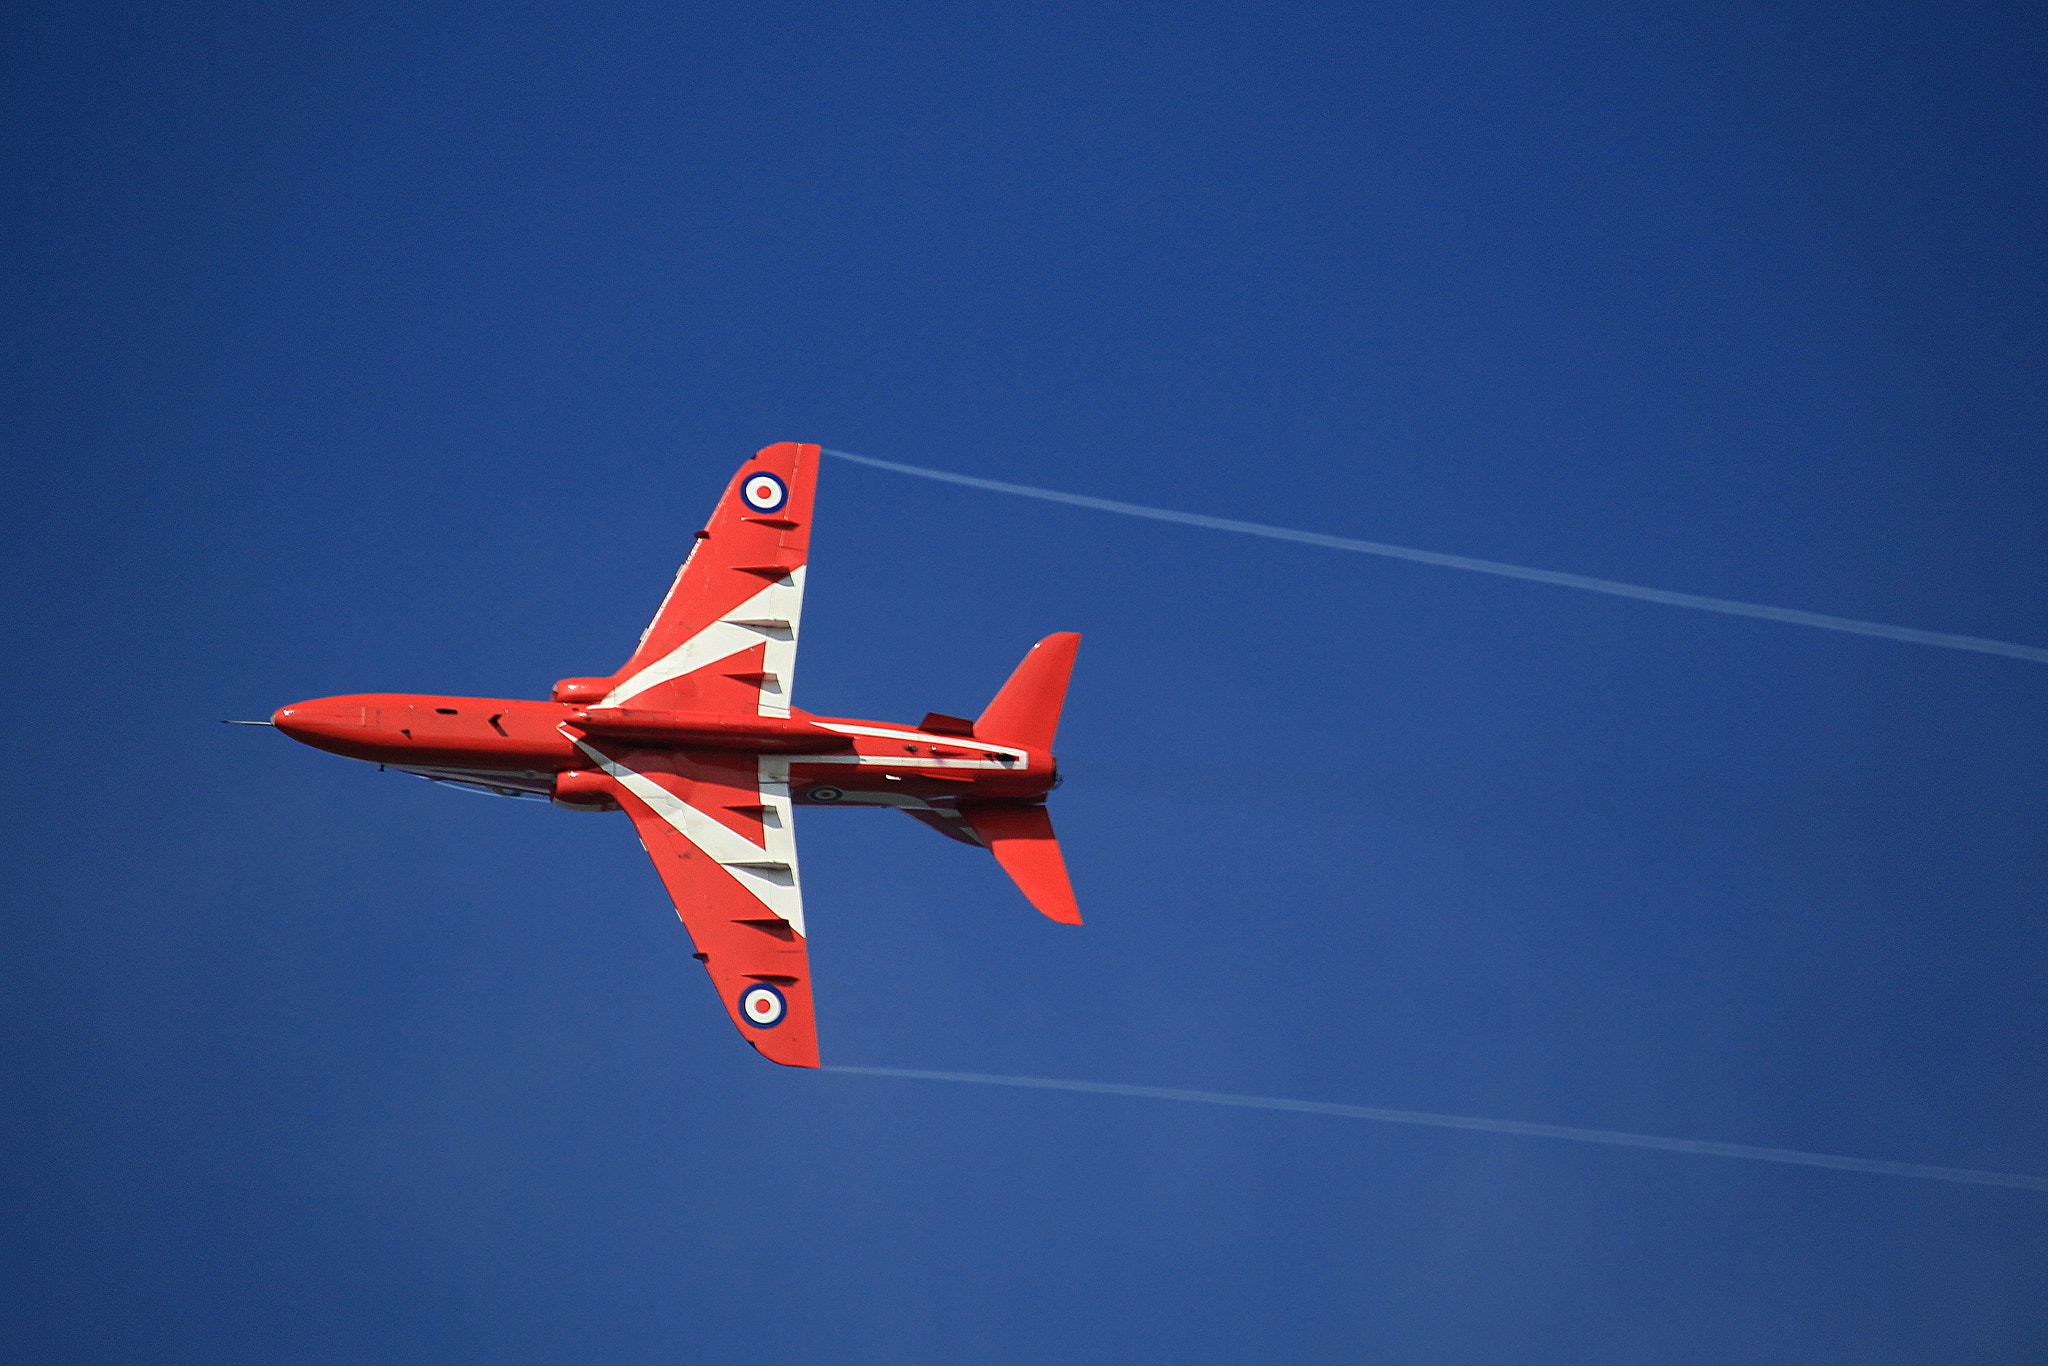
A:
821 449 2048 665
824 1066 2048 1193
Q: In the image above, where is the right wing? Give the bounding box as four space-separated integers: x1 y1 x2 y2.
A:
601 442 819 717
573 736 819 1068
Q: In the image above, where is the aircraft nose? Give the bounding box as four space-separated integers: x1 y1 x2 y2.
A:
273 699 378 748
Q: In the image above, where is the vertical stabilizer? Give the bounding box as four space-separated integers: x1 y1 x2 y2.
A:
974 633 1081 751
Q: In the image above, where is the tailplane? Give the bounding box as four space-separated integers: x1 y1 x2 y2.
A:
958 801 1082 924
900 633 1085 922
956 633 1084 923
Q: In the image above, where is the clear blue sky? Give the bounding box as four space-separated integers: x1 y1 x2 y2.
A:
6 3 2045 1361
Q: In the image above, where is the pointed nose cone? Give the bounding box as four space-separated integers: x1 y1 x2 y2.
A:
273 698 380 754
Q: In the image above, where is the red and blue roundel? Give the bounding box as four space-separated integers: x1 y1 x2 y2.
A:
738 983 787 1028
741 472 788 512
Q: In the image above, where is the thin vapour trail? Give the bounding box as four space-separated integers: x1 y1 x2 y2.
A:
821 449 2048 665
824 1067 2048 1194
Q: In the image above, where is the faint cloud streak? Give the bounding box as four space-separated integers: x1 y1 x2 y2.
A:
823 449 2048 665
826 1066 2048 1193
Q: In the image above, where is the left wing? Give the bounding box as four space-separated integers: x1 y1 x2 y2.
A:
600 442 818 717
573 736 819 1067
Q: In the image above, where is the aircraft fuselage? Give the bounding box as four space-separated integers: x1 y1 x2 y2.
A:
273 693 1057 808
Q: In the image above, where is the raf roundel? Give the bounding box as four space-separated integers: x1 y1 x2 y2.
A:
741 472 789 513
739 983 787 1028
807 785 844 803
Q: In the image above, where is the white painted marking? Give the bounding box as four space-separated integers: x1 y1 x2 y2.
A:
604 567 806 717
741 985 786 1025
813 721 1025 758
742 473 788 511
572 738 806 936
795 754 1016 771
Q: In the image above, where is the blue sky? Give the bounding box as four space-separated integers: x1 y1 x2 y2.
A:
5 2 2046 1361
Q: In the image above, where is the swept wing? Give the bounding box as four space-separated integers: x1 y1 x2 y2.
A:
601 442 817 716
578 737 818 1067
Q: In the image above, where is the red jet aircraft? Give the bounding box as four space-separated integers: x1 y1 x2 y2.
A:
270 442 1080 1067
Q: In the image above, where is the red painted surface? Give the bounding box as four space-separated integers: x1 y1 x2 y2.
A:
974 632 1081 751
271 442 1081 1068
271 695 1061 799
959 802 1084 925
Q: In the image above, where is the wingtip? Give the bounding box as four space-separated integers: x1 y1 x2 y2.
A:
751 1037 823 1068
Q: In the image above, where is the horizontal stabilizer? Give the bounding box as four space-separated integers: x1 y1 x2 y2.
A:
958 801 1082 924
901 806 986 847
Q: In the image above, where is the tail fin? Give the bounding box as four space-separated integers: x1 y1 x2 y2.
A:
957 802 1082 924
974 633 1081 751
917 634 1085 923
